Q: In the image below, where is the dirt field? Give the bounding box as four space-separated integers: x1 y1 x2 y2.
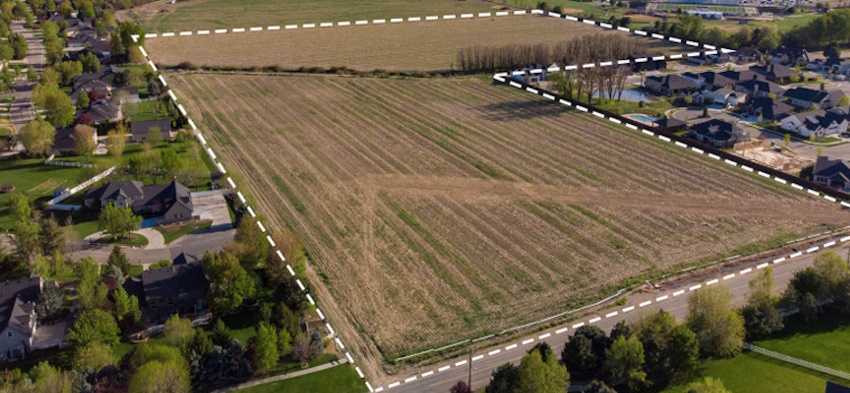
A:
145 16 678 72
125 0 499 33
168 72 850 363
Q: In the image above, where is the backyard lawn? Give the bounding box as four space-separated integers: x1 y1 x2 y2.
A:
155 220 212 244
0 158 86 232
237 364 367 393
752 312 850 373
54 139 210 178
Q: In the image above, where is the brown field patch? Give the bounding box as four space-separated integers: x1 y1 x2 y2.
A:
145 16 679 71
168 73 850 367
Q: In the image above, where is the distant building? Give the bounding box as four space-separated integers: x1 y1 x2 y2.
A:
689 119 747 148
730 48 763 64
0 278 41 362
779 107 850 139
123 254 208 325
130 119 173 143
742 97 794 121
749 64 796 84
735 79 785 99
644 75 699 96
826 57 850 76
812 156 850 192
770 46 809 66
783 87 846 110
629 54 666 72
83 180 195 225
52 126 97 155
654 117 688 132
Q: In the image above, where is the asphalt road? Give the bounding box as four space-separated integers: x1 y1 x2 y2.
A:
69 228 235 266
375 236 849 393
7 20 45 134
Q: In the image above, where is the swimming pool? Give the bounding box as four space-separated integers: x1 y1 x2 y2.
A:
629 114 659 124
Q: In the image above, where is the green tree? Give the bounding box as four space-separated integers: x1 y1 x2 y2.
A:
26 67 36 81
146 126 163 146
517 349 569 393
603 334 646 391
38 216 64 257
72 124 96 159
67 309 120 347
98 203 142 240
164 315 195 354
686 377 729 393
784 133 791 146
742 267 783 338
278 327 293 358
202 250 256 315
113 285 141 325
76 91 90 110
75 257 102 310
106 126 127 158
687 285 745 358
32 84 74 127
129 360 190 393
35 281 69 322
583 381 617 393
485 363 520 393
20 118 56 156
813 251 849 295
12 219 39 267
107 245 132 276
31 362 72 393
53 61 82 86
11 34 27 60
72 342 116 371
253 322 279 373
80 52 101 73
561 325 608 380
233 215 269 270
9 193 30 224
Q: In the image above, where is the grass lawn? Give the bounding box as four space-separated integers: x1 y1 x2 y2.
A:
0 158 86 233
752 311 850 373
55 139 211 180
659 351 844 393
155 220 212 244
70 219 101 239
122 100 173 122
99 233 149 247
237 364 366 393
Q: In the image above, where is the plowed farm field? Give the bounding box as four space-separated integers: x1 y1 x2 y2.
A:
145 16 676 72
169 73 850 360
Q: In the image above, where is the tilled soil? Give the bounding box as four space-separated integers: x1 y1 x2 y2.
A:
169 73 850 372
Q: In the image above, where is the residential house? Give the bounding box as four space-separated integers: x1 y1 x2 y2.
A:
629 54 666 72
654 117 688 131
685 52 731 66
76 100 119 124
0 278 41 362
730 47 763 64
644 75 699 96
83 180 195 224
749 64 796 84
779 107 850 138
689 119 747 148
812 156 850 192
783 87 846 109
123 254 208 325
72 66 123 92
769 46 809 66
69 79 110 105
741 97 794 121
720 69 766 83
52 126 97 155
116 87 141 104
510 64 547 85
826 57 850 76
735 79 785 99
130 119 173 143
695 86 746 107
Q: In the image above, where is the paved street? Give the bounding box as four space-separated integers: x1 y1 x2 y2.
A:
7 20 45 134
380 236 849 393
70 227 235 266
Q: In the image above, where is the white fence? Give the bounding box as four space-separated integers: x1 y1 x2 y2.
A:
44 159 93 168
47 165 116 207
744 343 850 381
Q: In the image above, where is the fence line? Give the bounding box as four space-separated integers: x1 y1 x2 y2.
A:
47 165 116 207
44 160 93 168
743 343 850 381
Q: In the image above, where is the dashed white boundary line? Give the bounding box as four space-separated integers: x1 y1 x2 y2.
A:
373 230 850 391
140 6 732 56
130 35 373 393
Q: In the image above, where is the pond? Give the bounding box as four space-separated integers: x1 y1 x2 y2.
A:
593 89 654 103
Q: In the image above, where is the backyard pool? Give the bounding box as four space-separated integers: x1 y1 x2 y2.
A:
628 114 659 124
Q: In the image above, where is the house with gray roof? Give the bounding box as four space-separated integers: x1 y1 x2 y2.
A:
779 107 850 139
0 278 41 362
83 180 195 225
783 87 846 110
735 79 785 99
749 64 796 84
130 119 173 143
644 75 699 96
689 119 747 148
813 156 850 192
769 46 809 66
742 97 794 121
123 254 208 325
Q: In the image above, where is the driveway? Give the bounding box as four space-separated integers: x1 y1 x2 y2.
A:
72 228 235 266
191 191 233 231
